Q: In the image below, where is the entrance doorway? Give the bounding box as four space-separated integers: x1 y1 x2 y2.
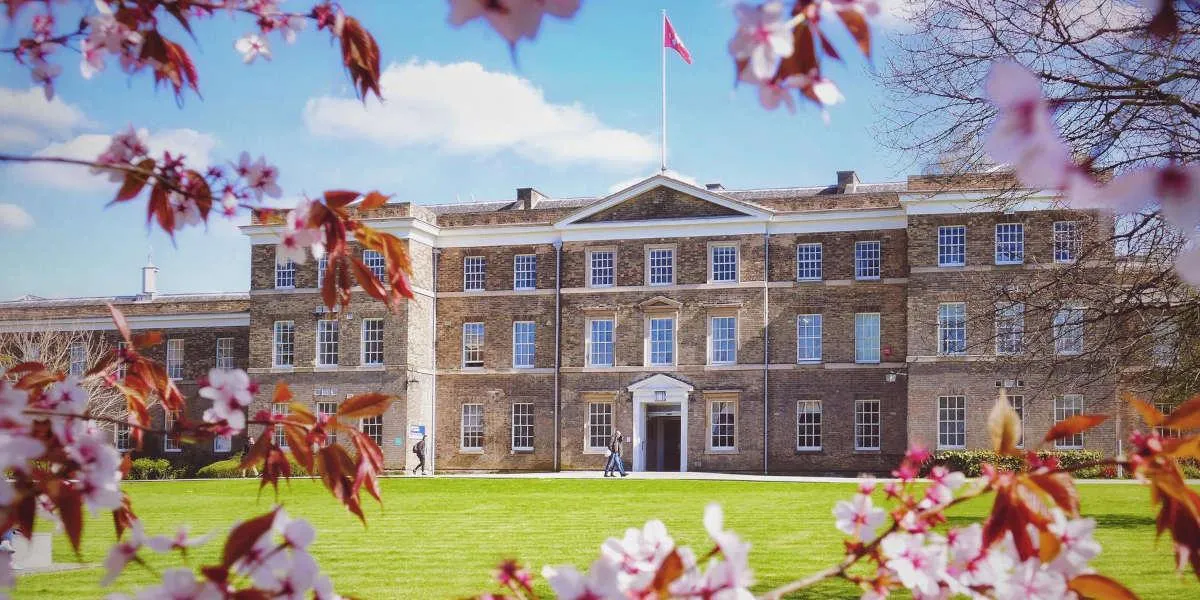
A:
644 415 682 472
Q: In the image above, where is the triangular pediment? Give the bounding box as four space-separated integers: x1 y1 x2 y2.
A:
556 175 770 227
638 296 682 311
627 373 694 392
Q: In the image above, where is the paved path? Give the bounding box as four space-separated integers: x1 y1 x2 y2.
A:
409 470 1185 485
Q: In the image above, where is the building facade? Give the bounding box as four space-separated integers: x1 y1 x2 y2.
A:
0 172 1146 474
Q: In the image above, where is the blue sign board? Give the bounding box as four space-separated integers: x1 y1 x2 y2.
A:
408 424 426 440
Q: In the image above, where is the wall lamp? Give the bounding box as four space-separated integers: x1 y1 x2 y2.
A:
885 371 908 384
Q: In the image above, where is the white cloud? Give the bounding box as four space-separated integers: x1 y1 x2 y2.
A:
303 60 657 168
0 87 88 149
0 204 34 231
16 128 218 192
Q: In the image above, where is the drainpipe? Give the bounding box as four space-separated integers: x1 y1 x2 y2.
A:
762 227 770 476
553 240 563 472
430 248 440 475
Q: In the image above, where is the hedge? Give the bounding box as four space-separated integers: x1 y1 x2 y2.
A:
127 458 181 480
195 453 312 479
922 450 1110 478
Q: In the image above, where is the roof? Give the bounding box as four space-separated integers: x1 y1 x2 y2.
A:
0 292 250 308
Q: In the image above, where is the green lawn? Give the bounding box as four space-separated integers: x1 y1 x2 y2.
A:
15 478 1199 599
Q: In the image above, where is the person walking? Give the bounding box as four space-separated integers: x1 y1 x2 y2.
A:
412 434 427 476
604 430 627 477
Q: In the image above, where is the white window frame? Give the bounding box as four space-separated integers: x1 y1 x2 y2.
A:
166 339 184 380
796 314 823 363
586 318 615 367
586 402 613 451
69 341 87 376
995 302 1025 356
316 400 338 446
272 321 294 368
647 316 676 366
796 243 823 281
1053 306 1085 355
937 395 966 449
363 249 386 282
995 223 1025 265
511 403 534 451
512 321 535 368
937 302 967 356
272 402 289 448
462 322 484 368
359 414 384 447
854 241 881 280
215 337 235 370
115 341 128 380
464 256 486 292
163 408 182 452
938 225 966 267
709 315 737 365
1054 395 1085 449
854 313 881 364
213 434 232 453
114 422 131 452
513 254 537 290
796 400 822 451
461 404 484 451
709 399 736 451
316 255 328 289
360 318 384 366
587 248 615 288
645 245 676 286
854 399 881 451
1053 221 1081 264
316 319 339 367
274 257 296 289
708 243 739 283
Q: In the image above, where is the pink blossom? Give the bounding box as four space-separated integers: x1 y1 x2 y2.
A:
858 475 878 496
729 2 795 83
758 80 797 113
103 521 148 586
542 559 622 600
0 433 45 504
44 376 87 414
1176 242 1200 286
31 58 61 101
0 379 31 429
448 0 580 45
133 567 221 600
1047 511 1101 577
280 15 308 43
143 525 213 554
994 558 1068 600
200 368 254 433
600 518 674 590
276 198 323 265
833 493 886 542
880 532 948 597
237 152 282 200
235 34 271 64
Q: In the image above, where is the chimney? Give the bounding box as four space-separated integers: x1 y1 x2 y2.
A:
516 187 548 210
836 170 860 193
705 182 725 191
141 254 159 299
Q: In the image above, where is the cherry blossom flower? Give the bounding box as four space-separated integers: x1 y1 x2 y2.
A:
542 559 621 600
132 567 221 600
993 557 1068 600
600 518 674 589
922 466 966 507
0 379 31 429
103 521 148 586
448 0 581 45
31 59 61 101
276 198 323 265
1047 510 1101 577
879 532 948 597
834 493 887 542
142 525 214 554
858 475 877 496
172 194 204 228
235 34 271 64
728 2 795 83
42 376 87 415
0 433 45 504
281 15 308 43
200 368 254 433
237 152 282 200
758 79 797 113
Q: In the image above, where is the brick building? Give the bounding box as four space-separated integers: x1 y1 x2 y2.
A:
1 172 1149 474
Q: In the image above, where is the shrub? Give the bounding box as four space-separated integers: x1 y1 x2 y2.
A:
194 452 312 479
923 449 1107 478
127 458 179 480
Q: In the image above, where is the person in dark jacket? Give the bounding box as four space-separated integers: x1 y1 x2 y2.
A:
412 435 427 475
604 430 627 477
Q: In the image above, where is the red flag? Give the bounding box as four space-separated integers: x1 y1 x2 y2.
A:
663 16 692 64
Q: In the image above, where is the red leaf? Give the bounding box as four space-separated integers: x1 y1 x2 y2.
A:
1068 573 1140 599
337 392 393 420
350 257 388 302
57 485 84 554
1161 395 1200 431
1129 397 1164 428
359 191 391 210
186 170 212 222
273 381 293 405
148 182 175 236
111 158 156 204
130 331 162 349
1028 472 1081 516
836 9 871 59
817 30 841 61
285 424 313 473
1146 1 1179 39
338 16 382 100
323 190 360 209
1044 414 1109 443
109 303 132 343
650 549 686 595
221 509 278 568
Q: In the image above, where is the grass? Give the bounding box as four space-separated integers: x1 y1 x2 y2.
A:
15 478 1200 599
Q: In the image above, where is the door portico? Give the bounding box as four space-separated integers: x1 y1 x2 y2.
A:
628 374 692 472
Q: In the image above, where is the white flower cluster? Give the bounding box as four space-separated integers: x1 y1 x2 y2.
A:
542 504 753 600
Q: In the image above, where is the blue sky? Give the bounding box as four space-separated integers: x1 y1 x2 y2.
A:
0 1 914 299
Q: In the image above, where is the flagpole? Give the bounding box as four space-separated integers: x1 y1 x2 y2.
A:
660 9 667 173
